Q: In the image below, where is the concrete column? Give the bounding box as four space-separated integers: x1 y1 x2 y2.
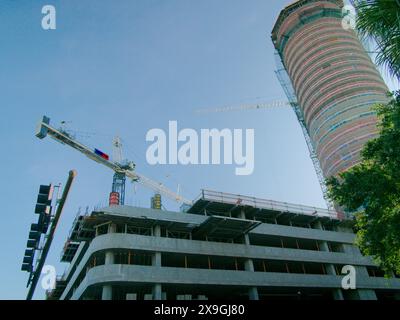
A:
152 225 161 268
248 287 259 300
153 224 161 237
332 288 344 300
244 258 254 272
102 223 116 300
105 223 116 265
152 283 162 300
152 252 161 266
239 210 259 300
105 251 115 265
243 255 258 300
152 225 162 300
108 223 117 233
314 220 344 300
102 285 113 300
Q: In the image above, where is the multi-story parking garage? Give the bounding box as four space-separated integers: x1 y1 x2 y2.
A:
46 190 400 300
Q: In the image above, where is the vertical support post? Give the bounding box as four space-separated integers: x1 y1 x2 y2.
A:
239 209 259 300
152 283 162 300
314 220 344 300
102 223 116 300
102 285 113 300
152 225 162 300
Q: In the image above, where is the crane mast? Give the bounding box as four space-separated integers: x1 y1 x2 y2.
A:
35 116 192 206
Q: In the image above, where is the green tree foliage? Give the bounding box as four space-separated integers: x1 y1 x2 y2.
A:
354 0 400 79
327 92 400 274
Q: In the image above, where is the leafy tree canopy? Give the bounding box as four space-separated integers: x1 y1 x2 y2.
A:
327 91 400 274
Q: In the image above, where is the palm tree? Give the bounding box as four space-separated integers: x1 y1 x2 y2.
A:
353 0 400 79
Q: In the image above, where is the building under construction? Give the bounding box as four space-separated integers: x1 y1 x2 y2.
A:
32 0 400 301
272 0 390 181
46 190 400 300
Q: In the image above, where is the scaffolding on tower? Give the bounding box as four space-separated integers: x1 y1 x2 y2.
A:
274 51 334 210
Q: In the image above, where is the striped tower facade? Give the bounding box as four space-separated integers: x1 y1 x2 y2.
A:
272 0 389 178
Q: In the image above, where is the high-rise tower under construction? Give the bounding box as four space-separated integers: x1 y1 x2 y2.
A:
272 0 390 179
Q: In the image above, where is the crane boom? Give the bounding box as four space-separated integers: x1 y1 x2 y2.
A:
194 100 290 114
126 171 187 204
35 116 192 206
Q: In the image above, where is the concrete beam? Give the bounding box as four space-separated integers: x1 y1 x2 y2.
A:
70 264 400 300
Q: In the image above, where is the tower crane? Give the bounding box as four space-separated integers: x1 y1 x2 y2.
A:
35 116 192 207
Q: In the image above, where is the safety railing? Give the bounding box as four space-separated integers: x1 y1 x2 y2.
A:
195 189 339 220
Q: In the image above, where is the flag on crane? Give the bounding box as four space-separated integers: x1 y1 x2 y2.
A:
94 148 110 161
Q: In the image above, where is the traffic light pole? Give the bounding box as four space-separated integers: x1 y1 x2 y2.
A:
26 170 77 300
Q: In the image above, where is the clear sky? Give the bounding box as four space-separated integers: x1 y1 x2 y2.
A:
0 0 397 300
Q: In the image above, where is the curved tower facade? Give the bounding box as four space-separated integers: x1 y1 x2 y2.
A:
272 0 389 178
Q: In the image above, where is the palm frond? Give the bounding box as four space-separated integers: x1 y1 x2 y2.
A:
353 0 400 79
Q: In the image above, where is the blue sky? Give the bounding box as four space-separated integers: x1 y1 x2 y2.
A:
0 0 397 300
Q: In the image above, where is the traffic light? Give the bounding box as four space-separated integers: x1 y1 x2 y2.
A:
24 249 34 257
30 223 39 232
21 249 35 272
23 256 34 264
22 234 38 272
21 183 54 273
35 185 53 214
35 184 53 234
29 230 41 241
21 263 32 272
37 214 50 234
26 239 37 249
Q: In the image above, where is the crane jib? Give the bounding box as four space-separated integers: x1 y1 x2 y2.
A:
35 115 192 206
